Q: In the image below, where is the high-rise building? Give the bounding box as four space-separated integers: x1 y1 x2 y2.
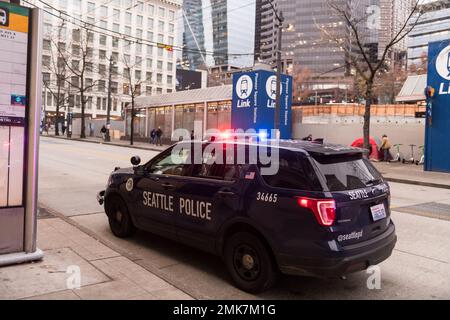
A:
181 0 255 70
407 0 450 68
24 0 181 123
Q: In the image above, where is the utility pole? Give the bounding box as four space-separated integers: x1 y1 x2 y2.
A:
272 4 284 138
105 56 114 142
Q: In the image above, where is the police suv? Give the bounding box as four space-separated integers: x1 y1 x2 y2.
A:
97 139 396 293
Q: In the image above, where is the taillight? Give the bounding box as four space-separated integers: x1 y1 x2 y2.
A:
297 197 336 226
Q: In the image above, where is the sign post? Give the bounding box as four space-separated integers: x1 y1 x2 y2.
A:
0 2 43 265
424 40 450 173
231 70 293 139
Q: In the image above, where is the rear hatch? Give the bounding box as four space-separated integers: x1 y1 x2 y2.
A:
310 153 391 246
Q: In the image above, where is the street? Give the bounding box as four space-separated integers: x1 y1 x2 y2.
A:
38 137 450 299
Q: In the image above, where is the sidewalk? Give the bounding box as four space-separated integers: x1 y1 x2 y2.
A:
0 207 193 300
43 133 169 153
373 161 450 189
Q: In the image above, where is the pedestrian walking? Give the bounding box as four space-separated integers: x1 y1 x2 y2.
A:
190 130 195 140
380 134 392 162
100 125 107 141
155 126 163 146
150 128 156 144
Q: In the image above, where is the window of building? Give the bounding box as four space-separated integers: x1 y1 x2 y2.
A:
146 59 153 68
156 87 163 94
113 23 120 32
158 7 165 18
168 10 175 20
146 86 152 94
147 18 154 29
136 29 143 39
147 31 153 41
43 39 51 50
136 15 143 27
167 62 173 71
99 64 106 76
99 35 107 46
125 26 132 36
72 29 80 42
135 70 141 80
112 37 119 48
125 12 132 25
42 72 51 84
157 60 163 70
111 82 118 94
113 9 120 22
157 34 164 43
168 23 174 33
86 78 93 92
167 75 173 85
98 80 106 92
158 20 164 31
146 72 152 81
42 55 51 67
157 47 164 57
148 4 154 15
157 73 162 83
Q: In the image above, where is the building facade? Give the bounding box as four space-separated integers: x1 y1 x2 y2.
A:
407 0 450 68
25 0 181 125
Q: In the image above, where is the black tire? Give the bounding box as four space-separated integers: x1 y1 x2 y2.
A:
224 232 278 293
105 196 136 238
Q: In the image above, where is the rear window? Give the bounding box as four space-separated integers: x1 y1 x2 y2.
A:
311 154 383 191
259 150 323 191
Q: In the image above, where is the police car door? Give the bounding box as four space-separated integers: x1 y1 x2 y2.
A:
134 144 192 239
175 143 243 253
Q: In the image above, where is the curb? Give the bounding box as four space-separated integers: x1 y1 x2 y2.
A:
385 177 450 190
42 134 167 153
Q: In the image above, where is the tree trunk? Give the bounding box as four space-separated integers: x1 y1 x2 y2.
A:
363 81 373 154
80 78 86 139
55 88 61 136
130 93 134 146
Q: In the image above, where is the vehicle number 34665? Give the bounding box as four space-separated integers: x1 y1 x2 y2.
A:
256 192 278 203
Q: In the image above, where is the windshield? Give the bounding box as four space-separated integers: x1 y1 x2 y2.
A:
312 155 383 192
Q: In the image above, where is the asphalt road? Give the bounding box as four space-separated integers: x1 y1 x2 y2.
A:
38 137 450 299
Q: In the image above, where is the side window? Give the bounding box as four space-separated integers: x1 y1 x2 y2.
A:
261 150 322 191
146 145 191 176
192 146 240 181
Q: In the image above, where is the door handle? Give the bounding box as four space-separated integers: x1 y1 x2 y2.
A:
161 183 175 190
218 189 235 197
150 176 160 182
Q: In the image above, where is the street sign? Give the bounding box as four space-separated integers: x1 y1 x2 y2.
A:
231 70 293 139
424 40 450 173
0 2 43 265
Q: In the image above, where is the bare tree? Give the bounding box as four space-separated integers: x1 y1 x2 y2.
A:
319 0 422 149
122 54 143 145
42 22 73 136
57 27 98 138
292 65 312 104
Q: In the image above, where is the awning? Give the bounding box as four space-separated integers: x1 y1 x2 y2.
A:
396 74 427 103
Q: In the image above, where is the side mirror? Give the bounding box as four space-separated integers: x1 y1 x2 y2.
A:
131 156 141 166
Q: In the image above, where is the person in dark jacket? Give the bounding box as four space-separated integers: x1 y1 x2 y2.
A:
150 128 156 144
155 126 163 146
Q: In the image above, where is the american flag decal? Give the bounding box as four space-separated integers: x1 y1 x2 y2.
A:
245 172 255 180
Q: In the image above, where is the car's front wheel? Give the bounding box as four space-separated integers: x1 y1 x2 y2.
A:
105 196 135 238
224 232 278 293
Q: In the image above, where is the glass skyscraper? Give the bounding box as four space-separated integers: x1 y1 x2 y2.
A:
181 0 255 70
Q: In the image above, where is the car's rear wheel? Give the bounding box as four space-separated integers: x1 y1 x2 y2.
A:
106 196 135 238
224 232 278 293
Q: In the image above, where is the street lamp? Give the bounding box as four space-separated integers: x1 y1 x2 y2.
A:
105 55 116 142
269 1 285 138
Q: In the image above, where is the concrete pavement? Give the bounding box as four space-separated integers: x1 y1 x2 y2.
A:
32 137 450 299
0 210 193 300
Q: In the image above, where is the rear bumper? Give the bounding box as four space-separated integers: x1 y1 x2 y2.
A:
97 190 105 205
277 223 397 278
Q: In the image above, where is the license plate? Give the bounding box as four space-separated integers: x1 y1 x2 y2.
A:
370 203 387 221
